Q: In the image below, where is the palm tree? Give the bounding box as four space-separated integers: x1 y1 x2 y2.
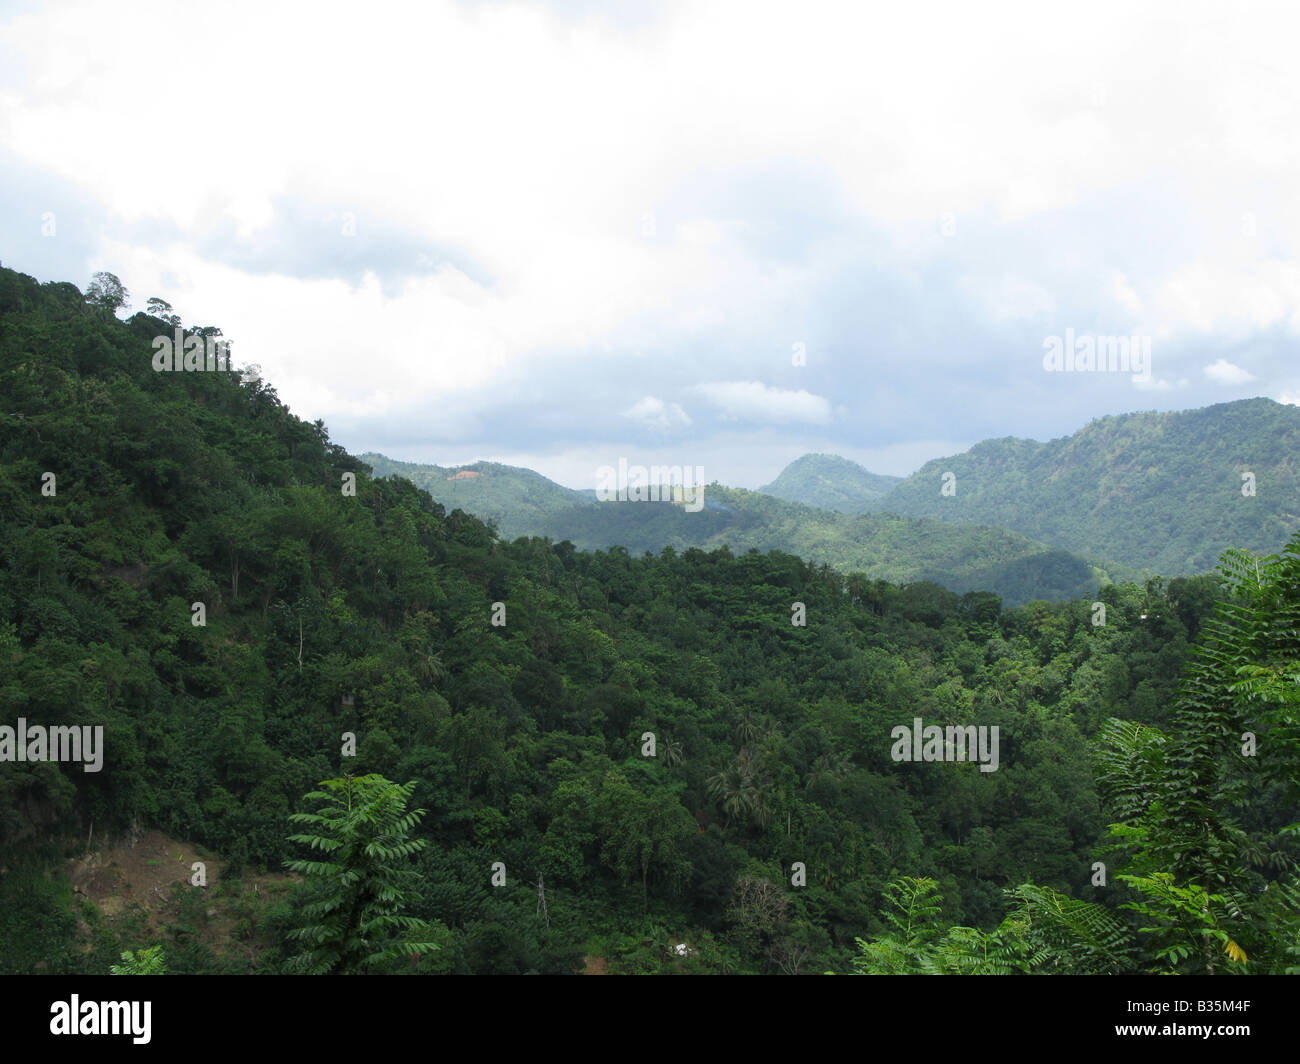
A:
707 765 751 828
418 650 446 684
736 709 762 745
745 781 774 828
807 752 852 790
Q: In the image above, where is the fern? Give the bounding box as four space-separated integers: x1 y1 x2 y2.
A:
1000 883 1132 974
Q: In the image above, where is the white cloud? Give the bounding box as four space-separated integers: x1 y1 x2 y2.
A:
693 381 833 424
1204 358 1258 385
4 0 1300 470
1133 375 1189 392
622 396 692 431
1112 272 1142 314
1153 261 1300 341
961 273 1056 323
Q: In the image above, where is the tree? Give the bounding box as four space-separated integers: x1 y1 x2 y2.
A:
1095 543 1300 973
736 708 762 745
850 876 945 974
441 705 506 798
145 297 181 327
594 771 694 908
725 873 789 961
284 774 440 974
849 877 1029 975
85 271 129 314
707 763 751 828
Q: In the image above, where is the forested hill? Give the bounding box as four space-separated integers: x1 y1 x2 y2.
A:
361 453 1125 606
524 484 1122 607
863 399 1300 574
2 263 1296 977
759 453 903 512
360 453 596 536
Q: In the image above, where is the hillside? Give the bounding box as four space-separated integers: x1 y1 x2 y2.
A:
360 453 594 537
759 453 903 513
3 261 1296 980
527 485 1124 607
865 400 1300 574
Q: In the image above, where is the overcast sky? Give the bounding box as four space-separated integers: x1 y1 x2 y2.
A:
2 0 1298 489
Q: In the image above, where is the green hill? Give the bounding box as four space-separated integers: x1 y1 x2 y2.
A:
866 399 1300 575
528 485 1123 607
360 453 594 538
358 455 1125 605
760 453 903 512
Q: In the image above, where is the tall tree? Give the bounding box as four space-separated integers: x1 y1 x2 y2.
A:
284 774 440 974
1097 543 1300 973
85 271 129 314
145 296 181 327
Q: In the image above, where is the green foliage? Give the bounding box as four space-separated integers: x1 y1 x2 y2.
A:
284 775 440 974
0 865 84 974
85 271 129 315
850 877 945 974
850 878 1131 975
759 453 903 513
360 453 594 535
1092 541 1300 972
110 945 166 975
864 401 1300 576
1116 873 1246 974
855 536 1300 975
363 456 1117 607
999 883 1130 974
3 261 1295 976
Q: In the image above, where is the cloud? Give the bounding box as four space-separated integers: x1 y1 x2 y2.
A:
3 0 1300 487
1203 358 1258 385
187 196 493 297
693 381 833 425
622 396 692 431
1112 272 1142 314
958 273 1056 323
1133 375 1189 391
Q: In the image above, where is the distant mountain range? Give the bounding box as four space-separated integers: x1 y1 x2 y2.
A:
851 398 1300 575
363 397 1299 605
360 458 1126 606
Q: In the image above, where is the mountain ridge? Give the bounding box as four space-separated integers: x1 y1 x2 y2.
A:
360 395 1300 601
360 453 1127 605
863 397 1300 574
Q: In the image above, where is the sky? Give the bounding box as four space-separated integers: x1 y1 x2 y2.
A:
2 0 1298 490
